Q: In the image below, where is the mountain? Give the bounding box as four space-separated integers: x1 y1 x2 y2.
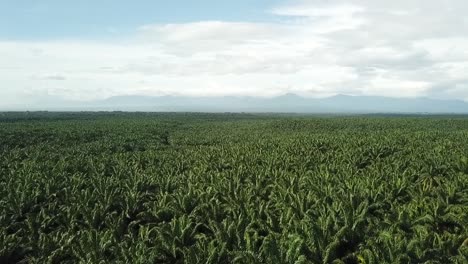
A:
5 94 468 113
319 95 468 113
83 94 468 113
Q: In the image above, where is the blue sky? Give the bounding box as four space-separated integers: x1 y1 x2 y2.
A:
0 0 283 39
1 0 468 108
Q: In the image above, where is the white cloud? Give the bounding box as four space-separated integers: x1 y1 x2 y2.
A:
1 0 468 106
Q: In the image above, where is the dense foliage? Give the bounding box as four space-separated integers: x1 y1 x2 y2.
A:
1 112 467 263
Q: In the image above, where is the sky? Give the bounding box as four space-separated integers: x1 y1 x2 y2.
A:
1 0 468 107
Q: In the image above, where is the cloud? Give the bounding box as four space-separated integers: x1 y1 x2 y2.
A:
1 0 468 106
35 75 67 81
271 3 366 34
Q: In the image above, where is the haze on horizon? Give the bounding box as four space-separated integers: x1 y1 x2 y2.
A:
1 0 468 110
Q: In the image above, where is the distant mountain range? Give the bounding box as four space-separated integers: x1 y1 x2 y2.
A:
6 94 468 113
